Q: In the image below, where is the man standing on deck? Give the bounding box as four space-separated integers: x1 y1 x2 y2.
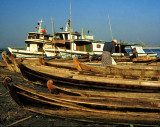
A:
101 40 117 67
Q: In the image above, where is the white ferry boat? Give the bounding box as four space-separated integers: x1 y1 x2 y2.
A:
8 20 53 58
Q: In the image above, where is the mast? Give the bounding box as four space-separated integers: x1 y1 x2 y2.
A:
51 17 54 35
51 17 56 56
70 0 72 57
38 19 43 33
37 19 45 56
82 27 85 39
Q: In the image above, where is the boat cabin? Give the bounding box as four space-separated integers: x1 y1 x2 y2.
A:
55 31 81 40
25 32 53 52
54 31 81 50
52 23 96 53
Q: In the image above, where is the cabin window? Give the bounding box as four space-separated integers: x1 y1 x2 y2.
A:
65 42 70 49
65 34 68 40
43 35 49 40
36 34 40 39
26 43 30 47
59 34 63 40
31 35 36 39
40 35 44 39
28 36 31 39
97 44 101 48
38 44 43 52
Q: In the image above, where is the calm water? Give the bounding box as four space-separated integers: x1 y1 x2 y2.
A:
0 48 160 60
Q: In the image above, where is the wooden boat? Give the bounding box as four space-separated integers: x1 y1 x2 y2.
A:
39 57 160 81
17 58 160 93
1 51 20 72
132 56 160 63
0 60 7 67
8 19 54 58
3 76 160 126
39 56 76 70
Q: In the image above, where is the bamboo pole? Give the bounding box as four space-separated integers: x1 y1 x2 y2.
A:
51 17 56 56
7 116 33 127
70 0 72 58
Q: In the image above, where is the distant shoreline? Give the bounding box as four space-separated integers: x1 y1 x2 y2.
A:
143 47 160 49
125 47 160 49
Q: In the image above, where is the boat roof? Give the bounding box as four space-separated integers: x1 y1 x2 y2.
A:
92 41 145 46
92 40 106 43
74 39 93 42
28 32 53 37
55 31 81 36
116 42 145 46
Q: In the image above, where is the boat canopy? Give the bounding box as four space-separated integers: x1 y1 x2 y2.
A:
116 42 145 46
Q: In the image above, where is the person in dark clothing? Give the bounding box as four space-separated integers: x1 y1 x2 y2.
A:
130 48 138 59
101 40 117 67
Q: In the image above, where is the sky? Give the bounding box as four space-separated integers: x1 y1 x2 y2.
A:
0 0 160 48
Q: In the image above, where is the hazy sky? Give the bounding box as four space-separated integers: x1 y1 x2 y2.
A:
0 0 160 48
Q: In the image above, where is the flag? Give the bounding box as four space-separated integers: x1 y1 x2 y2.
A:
35 27 38 31
68 20 71 27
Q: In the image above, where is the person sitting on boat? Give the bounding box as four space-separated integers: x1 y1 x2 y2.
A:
130 48 138 59
101 40 117 67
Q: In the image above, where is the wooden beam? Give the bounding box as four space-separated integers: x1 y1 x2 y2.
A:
7 116 33 127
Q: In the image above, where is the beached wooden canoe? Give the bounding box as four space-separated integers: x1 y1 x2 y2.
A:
132 56 159 63
39 57 160 80
39 56 76 70
0 60 7 67
73 57 160 81
3 76 160 126
17 58 160 93
1 51 20 72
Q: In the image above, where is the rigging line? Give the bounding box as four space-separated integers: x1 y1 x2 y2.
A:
138 39 155 53
108 15 113 41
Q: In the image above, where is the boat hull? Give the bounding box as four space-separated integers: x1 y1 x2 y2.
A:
17 60 160 93
3 77 160 126
45 48 93 58
8 47 45 58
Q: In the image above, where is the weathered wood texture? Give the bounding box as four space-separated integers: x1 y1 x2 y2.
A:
3 77 160 126
1 51 20 72
18 59 160 93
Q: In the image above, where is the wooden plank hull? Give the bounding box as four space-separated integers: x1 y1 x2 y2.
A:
105 65 160 80
40 57 160 81
3 77 160 126
17 60 160 93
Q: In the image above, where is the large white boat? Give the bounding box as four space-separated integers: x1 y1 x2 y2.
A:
44 22 106 58
44 22 157 59
8 20 53 58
